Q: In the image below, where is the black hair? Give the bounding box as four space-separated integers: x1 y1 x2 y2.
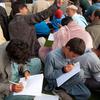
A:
97 44 100 50
94 9 100 18
92 0 100 3
6 39 31 64
65 38 86 55
11 1 27 15
61 16 73 26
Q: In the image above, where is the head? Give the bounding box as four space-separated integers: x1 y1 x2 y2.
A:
61 16 73 26
12 1 29 15
62 38 86 59
66 5 78 16
55 9 63 19
90 9 100 22
6 39 31 64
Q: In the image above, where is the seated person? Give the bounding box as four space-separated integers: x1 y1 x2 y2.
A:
44 38 91 100
75 44 100 92
50 9 65 31
84 0 100 22
53 16 93 50
66 5 88 29
86 9 100 49
34 21 50 38
0 39 42 100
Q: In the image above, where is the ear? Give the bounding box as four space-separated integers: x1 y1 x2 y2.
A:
66 46 70 50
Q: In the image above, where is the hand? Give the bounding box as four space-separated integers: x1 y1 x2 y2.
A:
24 71 31 80
64 64 74 72
12 83 23 92
58 24 62 28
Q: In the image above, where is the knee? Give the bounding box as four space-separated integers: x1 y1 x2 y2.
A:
83 89 91 99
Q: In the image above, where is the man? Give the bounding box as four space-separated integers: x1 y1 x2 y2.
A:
86 9 100 48
9 0 61 57
52 16 93 50
0 40 42 100
84 0 100 21
44 38 91 100
75 44 100 92
66 5 88 29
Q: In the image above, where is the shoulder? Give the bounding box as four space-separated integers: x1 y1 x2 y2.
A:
86 23 94 30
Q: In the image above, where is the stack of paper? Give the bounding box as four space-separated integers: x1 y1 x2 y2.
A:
13 74 43 96
34 94 59 100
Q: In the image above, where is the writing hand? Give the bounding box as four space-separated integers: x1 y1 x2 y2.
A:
12 83 23 92
64 64 74 72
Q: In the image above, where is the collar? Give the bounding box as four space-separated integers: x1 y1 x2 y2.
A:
72 13 78 18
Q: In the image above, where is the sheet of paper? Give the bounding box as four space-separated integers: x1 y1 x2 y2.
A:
56 62 80 87
48 33 54 41
34 93 59 100
13 74 44 96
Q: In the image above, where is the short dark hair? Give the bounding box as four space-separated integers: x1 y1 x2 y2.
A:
6 39 31 64
94 9 100 18
11 1 27 15
61 16 73 26
65 38 86 55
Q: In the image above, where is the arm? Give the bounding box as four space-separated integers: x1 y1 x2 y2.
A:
90 62 100 82
0 81 10 94
18 64 31 79
25 0 61 24
44 53 64 79
0 6 9 40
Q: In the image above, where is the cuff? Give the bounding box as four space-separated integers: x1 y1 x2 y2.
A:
62 67 66 73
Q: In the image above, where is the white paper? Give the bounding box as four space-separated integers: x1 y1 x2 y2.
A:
48 33 54 41
13 74 44 96
34 93 59 100
56 62 80 87
0 3 6 9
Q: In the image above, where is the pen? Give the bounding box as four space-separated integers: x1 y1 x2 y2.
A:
9 81 19 85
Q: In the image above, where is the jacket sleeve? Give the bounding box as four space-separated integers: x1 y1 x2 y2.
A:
44 53 64 80
0 81 10 94
25 3 58 24
0 68 10 94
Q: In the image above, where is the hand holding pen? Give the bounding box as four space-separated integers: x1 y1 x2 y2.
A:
9 81 24 92
63 63 74 73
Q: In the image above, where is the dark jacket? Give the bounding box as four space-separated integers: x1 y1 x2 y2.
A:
0 6 9 40
9 4 58 57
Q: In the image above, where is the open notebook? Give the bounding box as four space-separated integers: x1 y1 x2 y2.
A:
56 62 80 87
13 74 44 96
44 33 54 47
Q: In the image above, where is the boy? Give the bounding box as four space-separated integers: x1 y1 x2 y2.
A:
44 38 91 100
